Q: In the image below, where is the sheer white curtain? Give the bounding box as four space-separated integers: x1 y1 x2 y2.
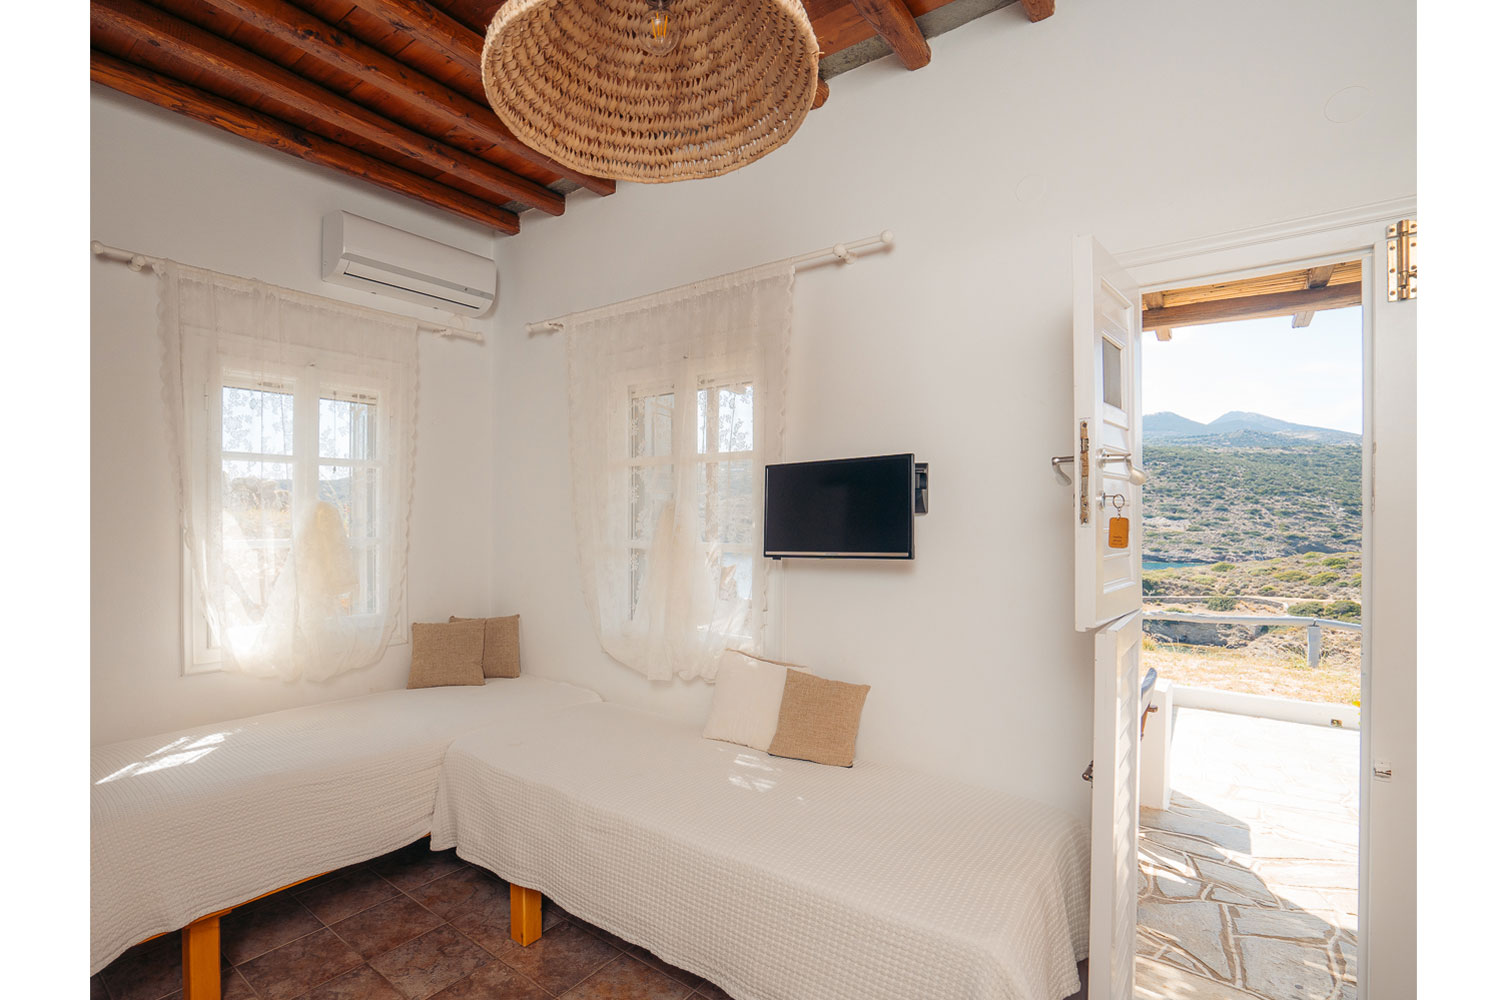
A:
158 262 419 681
567 267 794 681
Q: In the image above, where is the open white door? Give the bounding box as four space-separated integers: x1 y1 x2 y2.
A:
1089 611 1143 1000
1073 235 1146 1000
1073 236 1144 632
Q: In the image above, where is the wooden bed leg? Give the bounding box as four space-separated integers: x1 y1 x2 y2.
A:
510 884 543 947
181 913 222 1000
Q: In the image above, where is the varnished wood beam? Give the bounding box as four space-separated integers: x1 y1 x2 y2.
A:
94 0 562 214
342 0 482 68
173 0 613 196
1144 283 1362 332
813 78 829 109
1019 0 1055 22
847 0 931 70
91 50 521 233
1291 265 1338 327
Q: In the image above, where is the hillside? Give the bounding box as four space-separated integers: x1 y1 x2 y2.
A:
1142 411 1361 563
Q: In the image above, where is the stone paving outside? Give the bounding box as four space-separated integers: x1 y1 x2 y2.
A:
1135 708 1359 1000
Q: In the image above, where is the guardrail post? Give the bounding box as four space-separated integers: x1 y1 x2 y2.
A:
1306 623 1322 668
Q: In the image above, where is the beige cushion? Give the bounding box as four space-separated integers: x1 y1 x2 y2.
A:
766 668 871 768
407 619 487 689
449 614 521 678
702 651 791 751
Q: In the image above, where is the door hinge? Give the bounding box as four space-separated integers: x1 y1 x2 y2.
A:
1386 218 1417 301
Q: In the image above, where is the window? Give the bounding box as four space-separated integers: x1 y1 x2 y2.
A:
192 362 399 672
162 262 418 681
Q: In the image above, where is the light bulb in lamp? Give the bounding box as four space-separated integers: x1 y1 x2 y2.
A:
641 0 678 55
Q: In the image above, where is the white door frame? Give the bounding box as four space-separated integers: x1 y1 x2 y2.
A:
1118 195 1417 1000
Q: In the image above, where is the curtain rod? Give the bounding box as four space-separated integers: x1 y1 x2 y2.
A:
523 229 895 335
90 240 486 344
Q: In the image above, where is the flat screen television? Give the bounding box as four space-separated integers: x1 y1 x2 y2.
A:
764 453 917 559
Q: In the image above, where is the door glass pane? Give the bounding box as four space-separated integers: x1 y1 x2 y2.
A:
1102 339 1124 409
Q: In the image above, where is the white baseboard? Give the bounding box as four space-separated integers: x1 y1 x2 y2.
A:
1172 684 1361 731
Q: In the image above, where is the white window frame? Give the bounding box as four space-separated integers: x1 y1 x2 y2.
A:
609 350 763 638
182 342 408 675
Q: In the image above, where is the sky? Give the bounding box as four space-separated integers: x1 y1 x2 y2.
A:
1141 306 1363 434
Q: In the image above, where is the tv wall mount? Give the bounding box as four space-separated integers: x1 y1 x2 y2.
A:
915 462 929 515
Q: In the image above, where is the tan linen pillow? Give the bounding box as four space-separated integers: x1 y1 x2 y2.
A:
767 669 871 768
448 614 521 678
407 619 487 689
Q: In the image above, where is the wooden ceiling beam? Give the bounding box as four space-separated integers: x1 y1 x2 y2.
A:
1018 0 1055 22
94 0 564 214
172 0 613 196
340 0 482 69
1144 283 1362 332
91 50 521 233
813 78 830 109
847 0 931 69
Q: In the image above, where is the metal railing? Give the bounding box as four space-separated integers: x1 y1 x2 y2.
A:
1142 609 1362 668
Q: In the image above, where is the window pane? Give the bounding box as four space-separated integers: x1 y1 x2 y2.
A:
630 464 674 542
697 458 755 544
319 464 379 540
630 391 674 459
697 382 754 454
220 460 293 625
719 552 752 602
320 396 377 461
222 385 293 455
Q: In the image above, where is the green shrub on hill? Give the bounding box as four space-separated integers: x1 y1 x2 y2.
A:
1206 596 1237 612
1211 562 1233 572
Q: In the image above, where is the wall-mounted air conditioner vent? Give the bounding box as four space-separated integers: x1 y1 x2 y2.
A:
321 212 497 316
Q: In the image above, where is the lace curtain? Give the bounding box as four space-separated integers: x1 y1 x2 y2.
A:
158 262 419 681
567 267 795 681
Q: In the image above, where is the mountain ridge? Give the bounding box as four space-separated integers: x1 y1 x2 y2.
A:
1144 410 1360 445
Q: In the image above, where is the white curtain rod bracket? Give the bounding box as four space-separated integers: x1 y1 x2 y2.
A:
525 229 894 334
92 239 484 344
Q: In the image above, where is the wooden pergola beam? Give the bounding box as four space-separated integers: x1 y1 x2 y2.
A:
1291 264 1338 328
1144 283 1362 332
93 0 563 215
174 0 613 196
1018 0 1056 22
91 50 521 233
848 0 932 70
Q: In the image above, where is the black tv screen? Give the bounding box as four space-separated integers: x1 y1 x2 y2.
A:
764 454 915 559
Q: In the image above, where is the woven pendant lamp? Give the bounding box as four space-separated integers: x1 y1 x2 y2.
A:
481 0 821 184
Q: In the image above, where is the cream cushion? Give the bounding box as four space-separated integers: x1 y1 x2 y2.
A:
702 651 793 751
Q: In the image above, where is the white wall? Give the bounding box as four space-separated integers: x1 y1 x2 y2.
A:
487 0 1415 824
90 88 497 744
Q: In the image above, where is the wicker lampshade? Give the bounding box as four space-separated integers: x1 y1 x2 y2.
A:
481 0 821 184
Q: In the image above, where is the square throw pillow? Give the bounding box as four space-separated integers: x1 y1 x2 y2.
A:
449 614 521 678
766 668 871 768
702 651 792 751
407 619 487 689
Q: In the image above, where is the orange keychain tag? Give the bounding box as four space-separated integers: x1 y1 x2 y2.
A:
1108 517 1130 548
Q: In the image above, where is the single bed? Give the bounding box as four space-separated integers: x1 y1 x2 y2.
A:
90 676 600 976
431 701 1090 1000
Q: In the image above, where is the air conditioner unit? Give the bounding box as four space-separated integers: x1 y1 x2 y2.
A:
321 212 496 316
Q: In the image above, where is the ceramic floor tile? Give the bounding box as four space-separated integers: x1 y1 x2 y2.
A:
238 926 365 1000
100 936 183 1000
221 892 325 965
559 955 694 1000
330 895 445 960
691 980 735 1000
369 842 468 892
303 964 407 1000
493 920 622 995
299 868 402 925
368 926 491 1000
428 961 552 1000
444 892 517 959
404 865 509 921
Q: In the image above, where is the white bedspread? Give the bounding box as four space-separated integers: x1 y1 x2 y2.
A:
91 677 600 973
432 702 1089 1000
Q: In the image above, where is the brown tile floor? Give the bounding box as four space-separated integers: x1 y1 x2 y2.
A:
93 839 738 1000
